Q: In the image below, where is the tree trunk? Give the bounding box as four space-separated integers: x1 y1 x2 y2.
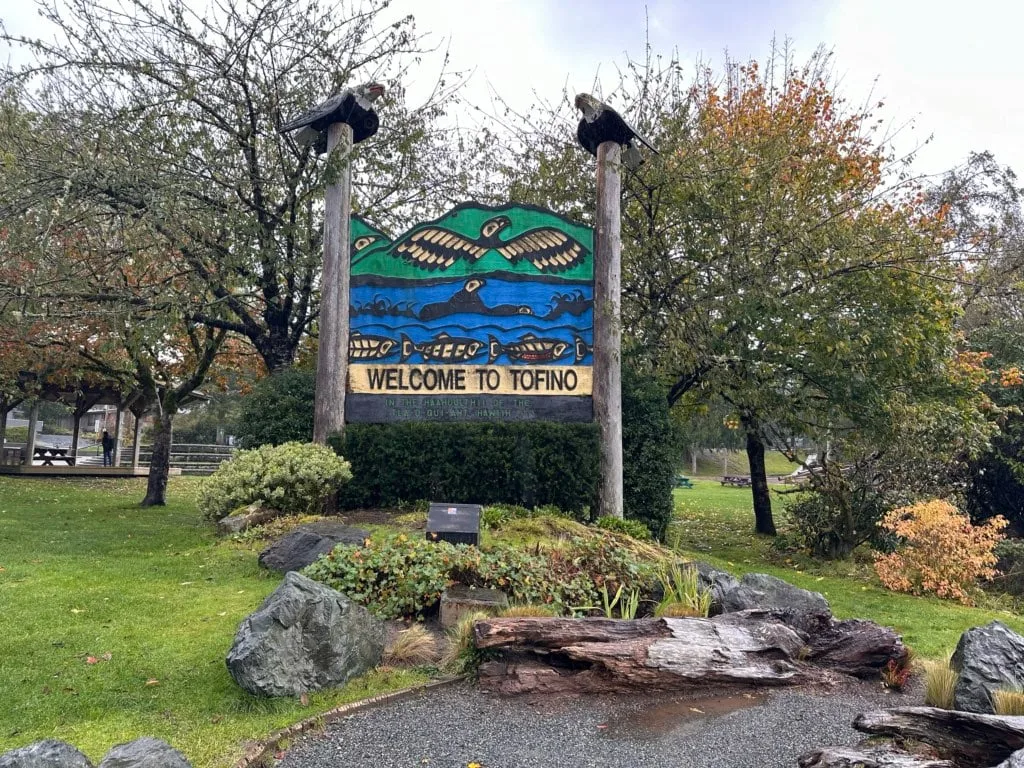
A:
742 415 775 535
691 445 698 475
141 411 173 507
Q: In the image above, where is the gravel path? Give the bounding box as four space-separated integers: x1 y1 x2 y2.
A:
279 681 919 768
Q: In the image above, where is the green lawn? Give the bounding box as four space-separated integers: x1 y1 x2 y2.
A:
0 477 425 767
671 480 1024 657
685 449 801 477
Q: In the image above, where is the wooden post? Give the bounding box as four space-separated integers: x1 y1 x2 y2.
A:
313 121 353 445
24 401 39 466
132 413 142 468
113 406 124 467
594 140 623 519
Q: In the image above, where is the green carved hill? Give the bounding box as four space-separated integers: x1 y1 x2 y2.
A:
350 202 593 281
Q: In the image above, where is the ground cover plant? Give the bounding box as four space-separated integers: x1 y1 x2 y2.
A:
0 476 425 768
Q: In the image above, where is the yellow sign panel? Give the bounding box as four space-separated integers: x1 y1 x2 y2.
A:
349 364 592 396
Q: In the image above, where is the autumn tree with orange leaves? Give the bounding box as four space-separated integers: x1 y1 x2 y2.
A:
493 47 991 537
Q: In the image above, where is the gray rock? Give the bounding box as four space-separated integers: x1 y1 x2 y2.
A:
226 571 384 697
0 740 93 768
719 572 832 634
97 739 189 768
692 562 740 615
952 621 1024 713
258 524 369 573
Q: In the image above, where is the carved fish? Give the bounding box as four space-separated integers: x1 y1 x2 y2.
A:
400 332 485 363
488 334 570 364
574 337 592 364
348 331 397 361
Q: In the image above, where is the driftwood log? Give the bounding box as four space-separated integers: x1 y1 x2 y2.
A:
854 708 1024 767
997 750 1024 768
798 746 953 768
715 609 908 679
473 616 833 695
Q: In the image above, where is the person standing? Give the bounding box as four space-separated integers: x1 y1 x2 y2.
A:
101 430 114 467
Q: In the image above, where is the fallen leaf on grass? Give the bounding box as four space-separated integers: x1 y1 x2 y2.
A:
70 608 84 614
299 693 309 707
145 679 160 686
86 657 98 665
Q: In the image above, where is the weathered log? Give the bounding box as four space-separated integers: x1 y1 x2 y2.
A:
854 707 1024 766
798 746 952 768
808 618 908 678
474 615 832 695
997 749 1024 767
716 609 907 678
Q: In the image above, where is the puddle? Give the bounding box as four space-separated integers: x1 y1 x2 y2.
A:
597 692 766 738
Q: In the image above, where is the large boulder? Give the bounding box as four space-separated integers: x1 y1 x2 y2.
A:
226 571 384 697
258 523 369 573
0 740 93 768
952 621 1024 713
719 572 832 634
97 739 190 768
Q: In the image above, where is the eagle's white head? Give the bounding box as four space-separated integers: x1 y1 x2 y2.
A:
354 82 386 104
574 93 602 121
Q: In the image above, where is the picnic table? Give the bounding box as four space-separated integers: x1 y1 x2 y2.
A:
34 447 75 466
721 475 751 487
674 475 694 489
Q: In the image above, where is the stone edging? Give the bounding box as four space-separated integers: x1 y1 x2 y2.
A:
232 676 465 768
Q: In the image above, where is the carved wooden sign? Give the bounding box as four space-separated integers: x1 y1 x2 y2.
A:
346 203 594 422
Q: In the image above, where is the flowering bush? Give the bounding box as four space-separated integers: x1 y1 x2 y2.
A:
200 441 352 520
874 499 1007 604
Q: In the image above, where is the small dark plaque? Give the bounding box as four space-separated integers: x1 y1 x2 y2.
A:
426 502 481 546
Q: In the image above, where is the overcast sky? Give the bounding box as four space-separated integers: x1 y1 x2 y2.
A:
385 0 1024 181
4 0 1022 179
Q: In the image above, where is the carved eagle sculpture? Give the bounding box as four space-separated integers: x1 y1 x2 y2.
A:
574 92 657 169
280 82 385 153
391 215 590 273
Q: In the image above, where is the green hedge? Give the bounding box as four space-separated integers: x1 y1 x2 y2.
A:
331 422 600 516
329 361 676 539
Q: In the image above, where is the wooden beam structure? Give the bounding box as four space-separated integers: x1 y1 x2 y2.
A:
24 402 39 466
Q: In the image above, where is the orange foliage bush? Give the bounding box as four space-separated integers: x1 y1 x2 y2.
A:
874 499 1007 605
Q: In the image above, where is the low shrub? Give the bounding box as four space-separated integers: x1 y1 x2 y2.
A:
200 442 353 521
304 534 459 618
880 649 915 691
384 625 439 667
874 499 1007 605
993 688 1024 716
596 516 652 541
303 530 660 619
922 658 957 709
480 502 571 530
